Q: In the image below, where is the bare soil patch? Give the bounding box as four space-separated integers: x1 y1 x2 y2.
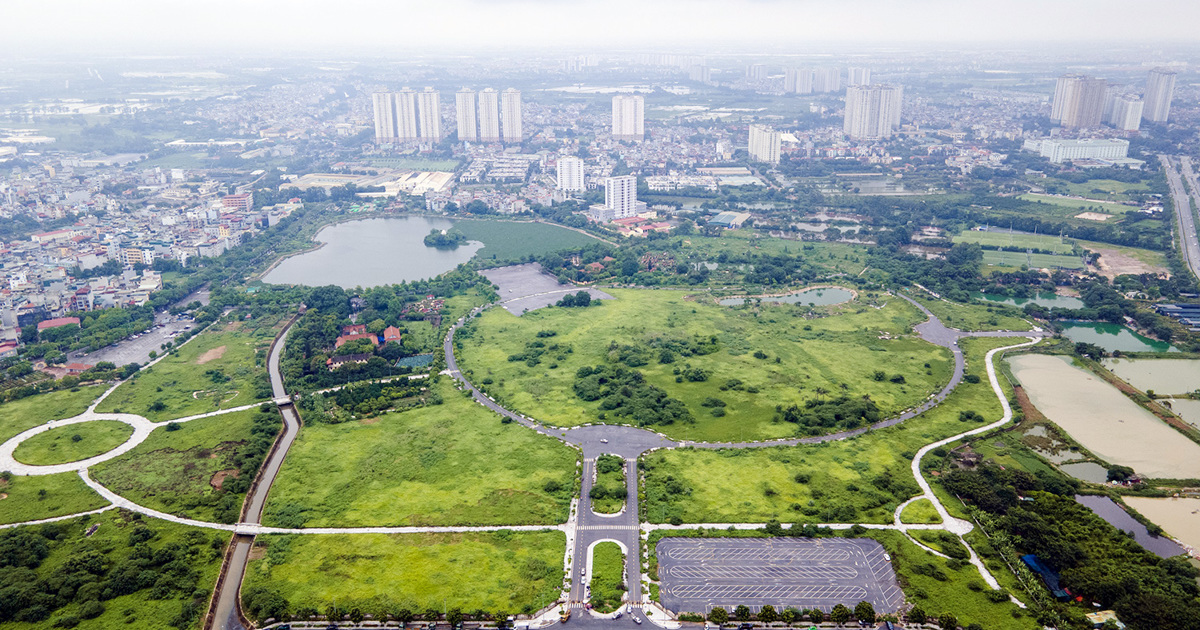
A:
0 493 7 500
1091 248 1165 279
248 545 267 561
1074 212 1112 222
196 345 228 365
209 469 239 490
1014 385 1046 423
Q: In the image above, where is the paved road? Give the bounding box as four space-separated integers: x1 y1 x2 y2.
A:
1164 155 1200 281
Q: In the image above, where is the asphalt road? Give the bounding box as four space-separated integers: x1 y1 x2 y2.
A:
1164 155 1200 281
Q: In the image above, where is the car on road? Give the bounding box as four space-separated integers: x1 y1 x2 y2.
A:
600 438 608 443
632 616 642 625
613 612 622 620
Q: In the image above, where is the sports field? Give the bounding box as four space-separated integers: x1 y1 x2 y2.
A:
952 231 1074 254
1018 193 1135 216
981 250 1086 269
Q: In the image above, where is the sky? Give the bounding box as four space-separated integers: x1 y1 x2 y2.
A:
5 0 1200 55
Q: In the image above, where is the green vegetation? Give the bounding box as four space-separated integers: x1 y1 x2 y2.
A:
241 530 565 621
453 219 604 262
97 319 281 421
908 292 1032 332
1017 194 1135 216
0 471 108 524
459 288 952 442
953 231 1076 254
641 337 1021 524
91 408 279 523
12 421 134 466
262 380 577 528
981 250 1086 270
591 455 627 514
0 510 226 629
424 228 468 249
899 498 942 524
0 386 105 443
588 541 625 613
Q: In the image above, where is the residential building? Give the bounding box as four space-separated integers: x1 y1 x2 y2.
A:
221 193 252 212
1143 68 1176 123
813 67 841 93
844 84 904 140
748 124 781 164
557 156 585 192
1107 95 1143 132
455 88 477 141
588 175 646 222
394 88 419 140
847 67 871 86
1051 75 1107 128
746 64 767 81
501 88 523 143
478 88 501 142
372 92 397 142
785 67 813 94
612 95 645 141
417 87 442 141
1023 137 1132 164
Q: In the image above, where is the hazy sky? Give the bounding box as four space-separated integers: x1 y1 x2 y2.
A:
6 0 1200 55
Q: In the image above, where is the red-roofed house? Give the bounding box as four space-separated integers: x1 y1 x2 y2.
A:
38 317 81 331
334 333 379 349
342 324 367 336
64 363 93 375
383 326 402 343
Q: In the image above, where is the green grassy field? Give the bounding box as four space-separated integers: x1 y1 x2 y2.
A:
1075 239 1169 270
97 318 281 421
12 421 134 466
0 386 106 443
899 498 942 524
90 409 260 522
907 292 1032 332
952 231 1075 254
1018 193 1135 216
679 234 869 276
591 455 626 514
242 530 565 616
0 471 109 524
261 379 577 528
1054 178 1151 202
981 250 1086 270
459 289 952 442
588 541 625 613
640 337 1024 523
453 220 605 262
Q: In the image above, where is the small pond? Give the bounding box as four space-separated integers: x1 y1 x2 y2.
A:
719 287 854 307
1102 358 1200 395
1059 462 1110 484
971 292 1085 310
1058 321 1178 353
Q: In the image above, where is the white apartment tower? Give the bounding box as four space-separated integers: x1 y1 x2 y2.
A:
612 95 645 141
372 92 397 142
1108 95 1143 132
605 175 638 218
501 88 523 143
847 67 871 86
748 124 782 164
1143 68 1177 123
813 67 841 93
455 88 477 141
394 88 419 140
785 68 813 94
1051 75 1107 129
843 84 904 140
557 156 585 192
478 88 501 142
416 87 442 141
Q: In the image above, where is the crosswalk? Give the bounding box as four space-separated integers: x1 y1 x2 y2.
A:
577 524 639 531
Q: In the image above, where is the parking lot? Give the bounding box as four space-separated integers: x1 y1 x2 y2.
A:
479 263 613 315
656 537 903 614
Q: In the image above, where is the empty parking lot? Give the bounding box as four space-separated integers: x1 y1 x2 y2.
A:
656 537 903 614
479 263 613 315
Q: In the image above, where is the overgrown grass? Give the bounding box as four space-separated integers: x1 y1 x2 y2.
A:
261 379 578 528
0 385 106 443
242 530 565 616
460 288 952 442
1017 194 1135 216
640 337 1024 524
899 498 942 524
453 219 606 262
97 317 282 421
0 471 108 524
12 421 134 465
591 455 626 514
953 231 1076 254
588 541 625 613
907 292 1032 332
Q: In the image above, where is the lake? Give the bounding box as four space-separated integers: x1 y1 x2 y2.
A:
1059 462 1109 483
719 287 855 307
1123 497 1200 552
1074 495 1184 558
1008 354 1200 479
1101 358 1200 395
1058 321 1178 353
970 292 1085 310
1164 398 1200 428
262 217 483 288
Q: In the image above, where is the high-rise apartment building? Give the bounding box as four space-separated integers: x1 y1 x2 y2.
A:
416 87 442 141
746 64 767 81
1143 68 1177 123
785 68 813 94
688 65 711 83
843 84 904 140
612 95 645 141
501 88 523 143
813 67 841 93
557 156 585 192
1051 75 1107 128
372 92 397 142
478 88 500 142
588 175 646 222
394 88 419 140
1107 95 1143 132
847 67 871 86
748 124 781 164
455 88 477 142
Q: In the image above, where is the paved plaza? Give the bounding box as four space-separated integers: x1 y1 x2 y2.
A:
480 263 613 315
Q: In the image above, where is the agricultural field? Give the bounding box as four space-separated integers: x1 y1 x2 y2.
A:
453 219 605 262
588 541 625 613
260 380 578 528
90 408 268 523
640 337 1024 524
96 317 283 421
0 470 108 524
952 231 1075 254
12 420 134 466
241 530 565 617
0 385 107 443
458 288 953 442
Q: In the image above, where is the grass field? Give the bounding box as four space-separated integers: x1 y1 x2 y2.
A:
981 250 1086 270
459 288 952 442
679 233 870 277
12 420 134 465
453 220 606 262
907 292 1032 332
97 318 282 421
899 498 942 524
90 409 260 522
242 530 565 615
1018 193 1135 216
0 385 106 443
1075 239 1169 270
588 541 625 613
261 379 577 528
1053 178 1151 202
591 455 626 514
952 231 1075 254
0 471 108 524
640 337 1024 524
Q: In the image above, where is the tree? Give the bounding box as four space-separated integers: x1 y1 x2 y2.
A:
447 608 464 627
757 605 777 623
394 608 415 628
938 612 958 629
854 601 875 625
734 605 751 621
806 608 824 623
907 606 927 625
708 607 729 625
779 608 799 624
830 604 852 625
